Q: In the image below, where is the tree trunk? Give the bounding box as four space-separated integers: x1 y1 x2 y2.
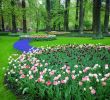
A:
64 0 70 31
75 0 79 30
11 0 17 33
0 0 5 32
36 13 40 32
79 0 84 34
0 0 2 31
104 0 110 34
53 22 56 31
22 0 27 33
58 0 61 31
2 15 5 31
36 19 39 32
58 23 61 31
46 0 51 32
92 0 95 32
12 14 17 33
36 11 39 32
93 0 102 38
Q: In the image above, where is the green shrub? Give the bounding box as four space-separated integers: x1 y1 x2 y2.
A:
0 32 9 36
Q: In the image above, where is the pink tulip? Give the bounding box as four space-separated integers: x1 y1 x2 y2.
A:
79 81 83 86
93 74 98 79
83 67 90 73
40 71 44 75
34 63 39 67
82 76 89 81
66 69 71 74
54 77 59 81
53 81 58 85
83 69 88 73
25 65 30 69
37 78 42 82
49 71 55 75
31 66 35 71
33 68 38 73
61 80 67 84
19 70 23 74
20 74 26 78
58 74 61 78
36 78 45 83
29 75 33 79
67 66 70 70
46 81 51 86
91 89 96 94
71 75 76 80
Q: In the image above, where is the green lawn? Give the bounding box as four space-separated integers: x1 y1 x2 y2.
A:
0 36 110 100
30 37 110 47
0 36 19 100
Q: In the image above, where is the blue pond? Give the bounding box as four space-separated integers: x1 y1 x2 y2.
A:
14 39 39 53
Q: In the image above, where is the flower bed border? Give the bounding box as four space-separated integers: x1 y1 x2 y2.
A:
6 44 110 100
19 34 56 41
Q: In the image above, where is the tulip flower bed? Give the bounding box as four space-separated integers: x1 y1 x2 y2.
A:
20 34 56 41
5 44 110 100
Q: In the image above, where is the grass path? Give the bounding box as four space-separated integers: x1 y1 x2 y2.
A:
30 37 110 47
0 36 19 100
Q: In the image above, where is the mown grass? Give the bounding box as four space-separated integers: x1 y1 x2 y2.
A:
0 36 19 100
30 37 110 47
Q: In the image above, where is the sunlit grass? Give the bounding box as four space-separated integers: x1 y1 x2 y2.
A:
0 36 19 100
30 37 110 47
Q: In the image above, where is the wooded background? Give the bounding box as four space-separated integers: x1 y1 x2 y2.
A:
0 0 110 37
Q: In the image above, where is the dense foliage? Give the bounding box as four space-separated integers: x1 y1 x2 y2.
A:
5 45 110 100
0 0 109 36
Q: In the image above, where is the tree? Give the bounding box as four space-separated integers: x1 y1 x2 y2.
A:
75 0 79 30
93 0 102 38
35 0 40 32
36 11 39 32
0 0 1 31
50 0 57 31
22 0 27 33
11 0 17 33
0 0 5 32
64 0 70 31
50 0 63 31
46 0 51 32
1 15 5 31
79 0 84 34
58 0 61 31
104 0 110 34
